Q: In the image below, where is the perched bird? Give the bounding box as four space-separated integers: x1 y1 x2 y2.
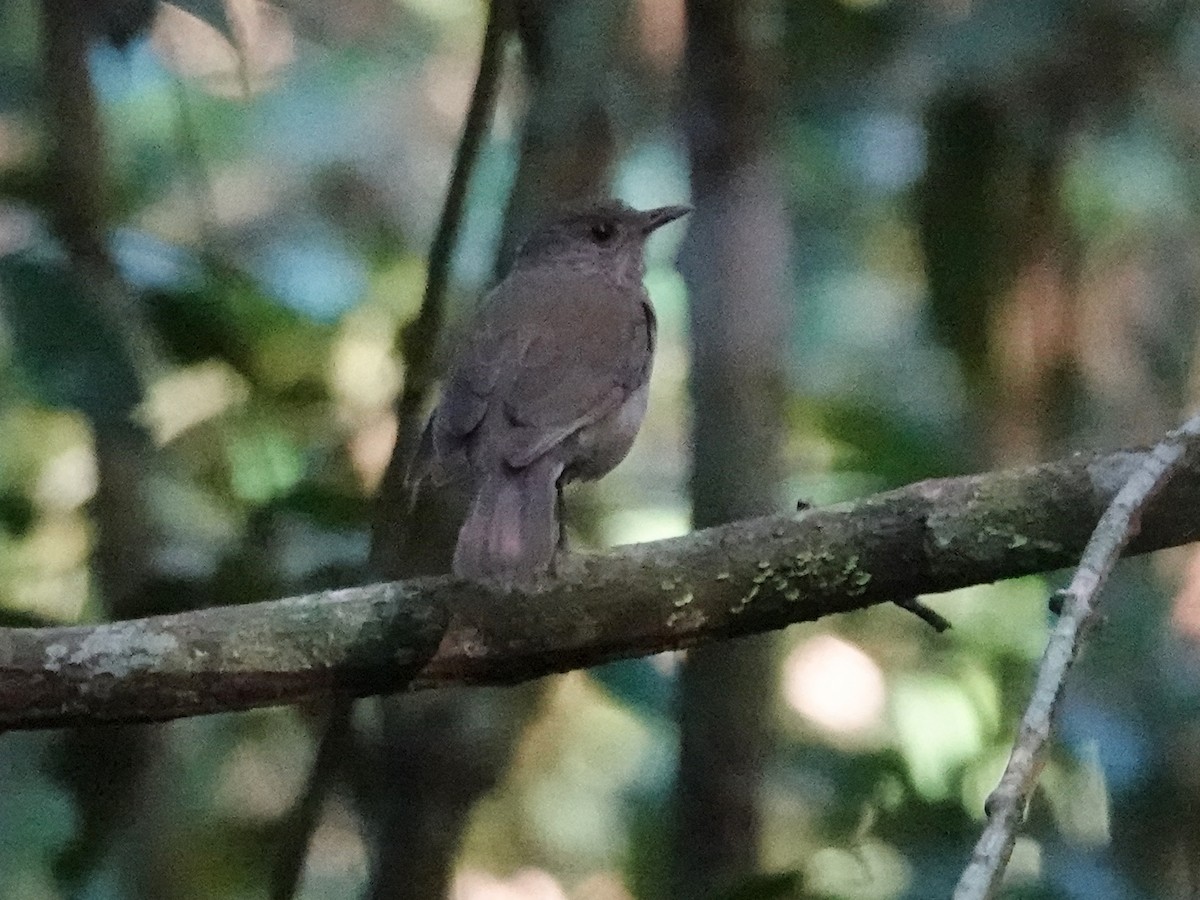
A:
411 200 690 584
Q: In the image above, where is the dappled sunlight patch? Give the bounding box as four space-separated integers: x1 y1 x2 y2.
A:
224 426 305 503
891 673 987 801
213 710 310 820
152 0 295 98
33 445 96 512
928 577 1050 661
139 360 250 445
1040 742 1112 847
803 839 911 900
452 867 568 900
328 306 401 414
600 506 690 546
1006 837 1043 888
1169 544 1200 640
518 676 657 865
459 674 662 883
959 746 1010 822
782 634 887 740
572 871 635 900
304 813 369 894
347 412 397 493
6 518 91 622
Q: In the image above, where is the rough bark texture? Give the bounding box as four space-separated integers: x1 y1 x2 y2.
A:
3 443 1198 730
675 0 789 894
0 583 448 729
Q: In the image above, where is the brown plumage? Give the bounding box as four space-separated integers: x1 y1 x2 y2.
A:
410 200 689 584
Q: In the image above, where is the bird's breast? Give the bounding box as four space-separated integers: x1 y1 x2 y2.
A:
562 382 650 482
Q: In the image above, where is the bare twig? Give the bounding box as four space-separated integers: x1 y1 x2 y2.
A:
4 441 1200 731
370 0 510 562
892 595 953 632
952 412 1200 900
269 700 357 900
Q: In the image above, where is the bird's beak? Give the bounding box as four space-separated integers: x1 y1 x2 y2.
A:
642 204 692 234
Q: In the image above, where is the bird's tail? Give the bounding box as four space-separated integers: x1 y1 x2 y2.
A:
452 456 562 585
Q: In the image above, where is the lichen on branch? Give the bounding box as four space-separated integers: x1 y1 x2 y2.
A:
1 442 1198 731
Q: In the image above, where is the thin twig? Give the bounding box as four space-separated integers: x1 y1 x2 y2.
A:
892 595 953 632
269 700 355 900
272 5 511 898
952 411 1200 900
393 0 510 464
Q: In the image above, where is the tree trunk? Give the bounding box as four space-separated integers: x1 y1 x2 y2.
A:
675 1 789 896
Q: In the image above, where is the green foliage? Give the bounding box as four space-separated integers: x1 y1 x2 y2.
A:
918 93 1014 385
715 871 801 900
0 254 142 421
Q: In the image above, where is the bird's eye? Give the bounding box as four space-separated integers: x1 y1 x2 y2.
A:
590 221 615 243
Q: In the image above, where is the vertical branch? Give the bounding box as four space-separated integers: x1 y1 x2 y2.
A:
42 0 161 379
38 0 165 895
269 700 354 900
675 0 790 894
43 0 108 264
39 0 158 632
369 0 512 574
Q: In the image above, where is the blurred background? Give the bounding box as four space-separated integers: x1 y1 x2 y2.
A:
2 0 1200 897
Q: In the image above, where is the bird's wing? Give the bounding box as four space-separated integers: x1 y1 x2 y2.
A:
423 315 507 474
496 270 655 467
425 268 655 471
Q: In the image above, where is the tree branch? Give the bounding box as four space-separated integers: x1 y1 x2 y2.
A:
4 441 1200 731
0 584 447 731
952 413 1200 900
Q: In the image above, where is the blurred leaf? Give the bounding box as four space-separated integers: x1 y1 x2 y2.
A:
1002 886 1070 900
892 674 986 802
0 254 142 421
931 578 1049 663
0 159 50 208
225 425 305 503
625 798 672 900
917 92 1014 385
50 725 158 894
714 871 801 900
0 605 51 627
271 481 367 528
0 735 75 898
783 0 894 98
0 488 35 536
88 0 158 46
589 658 675 721
794 396 967 487
145 261 333 400
804 839 912 900
145 285 255 370
161 0 235 43
166 818 277 896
